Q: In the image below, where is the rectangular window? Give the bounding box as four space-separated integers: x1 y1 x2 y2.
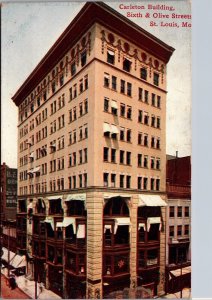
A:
107 50 115 65
81 51 87 67
120 104 125 117
157 117 161 129
79 174 83 188
169 206 175 218
103 173 109 187
144 156 148 168
143 177 148 190
184 225 189 235
151 178 155 190
126 152 131 165
169 226 174 237
138 110 143 123
120 150 125 164
157 96 161 108
127 106 132 119
151 115 156 127
104 97 109 112
151 157 155 169
111 174 116 187
120 80 125 94
103 147 109 162
153 72 159 86
178 206 182 217
126 176 131 188
138 87 143 101
127 82 132 96
144 134 148 147
126 129 131 142
120 128 125 141
138 133 142 145
84 148 87 163
137 177 142 189
184 206 189 217
138 154 142 167
120 175 124 188
144 90 149 103
152 94 156 106
177 225 182 236
111 149 116 163
156 179 160 191
144 113 149 125
140 67 147 80
104 73 110 88
71 62 76 76
123 58 131 72
112 76 117 90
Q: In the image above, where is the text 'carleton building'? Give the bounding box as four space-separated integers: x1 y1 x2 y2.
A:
12 2 174 299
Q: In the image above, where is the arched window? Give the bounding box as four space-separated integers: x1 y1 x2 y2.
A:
104 197 129 216
66 200 86 217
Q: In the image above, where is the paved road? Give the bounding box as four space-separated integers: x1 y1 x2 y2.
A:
1 274 31 299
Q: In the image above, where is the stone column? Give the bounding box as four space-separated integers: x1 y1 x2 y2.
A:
130 194 138 289
86 191 103 299
158 205 166 296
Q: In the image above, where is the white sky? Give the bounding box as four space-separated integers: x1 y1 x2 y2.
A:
1 1 191 168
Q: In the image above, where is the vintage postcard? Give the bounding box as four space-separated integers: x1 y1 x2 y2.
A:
1 1 191 299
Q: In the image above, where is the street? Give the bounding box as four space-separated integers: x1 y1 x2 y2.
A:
1 274 31 299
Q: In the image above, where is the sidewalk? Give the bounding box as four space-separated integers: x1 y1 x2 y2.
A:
1 268 61 299
160 288 191 299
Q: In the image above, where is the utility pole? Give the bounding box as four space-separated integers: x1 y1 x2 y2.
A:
34 258 38 299
7 223 10 277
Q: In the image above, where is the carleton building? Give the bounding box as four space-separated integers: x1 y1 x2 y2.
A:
12 2 174 299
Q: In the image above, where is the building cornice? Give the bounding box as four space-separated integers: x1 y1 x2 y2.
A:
12 2 174 107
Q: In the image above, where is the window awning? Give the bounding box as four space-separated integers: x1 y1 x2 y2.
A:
27 170 34 175
33 167 40 173
104 193 131 199
103 123 111 133
107 50 115 56
65 193 86 202
147 217 161 232
114 217 131 234
170 266 191 277
29 152 34 158
10 254 26 268
26 139 32 144
50 143 56 148
63 217 76 234
44 217 54 230
1 247 16 263
110 125 119 134
56 222 63 228
27 202 33 209
47 195 63 200
104 74 110 79
138 195 167 207
104 224 112 233
111 100 118 109
138 223 146 231
77 224 86 239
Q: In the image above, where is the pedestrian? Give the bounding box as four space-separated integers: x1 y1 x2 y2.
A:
9 275 17 290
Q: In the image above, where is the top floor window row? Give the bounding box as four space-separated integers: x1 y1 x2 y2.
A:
106 49 161 86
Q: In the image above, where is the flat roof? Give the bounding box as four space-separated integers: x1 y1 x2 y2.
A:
12 2 175 106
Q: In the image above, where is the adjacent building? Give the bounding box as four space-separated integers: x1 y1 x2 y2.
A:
12 3 174 298
1 163 17 220
165 155 191 294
